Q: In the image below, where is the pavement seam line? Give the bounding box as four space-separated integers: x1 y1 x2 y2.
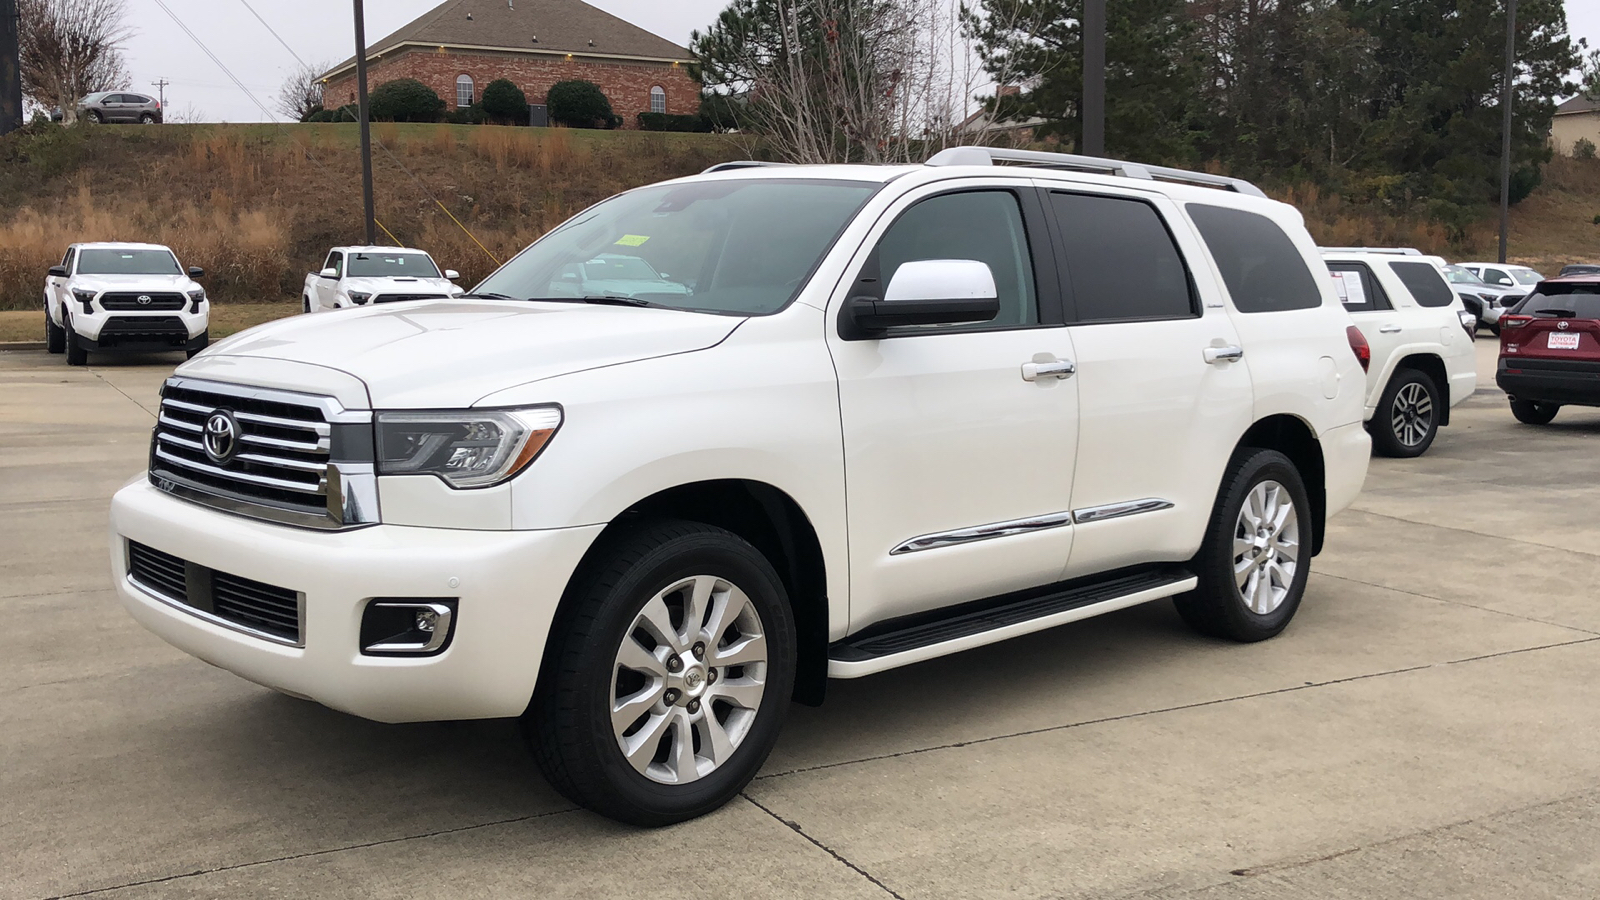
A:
1342 507 1600 560
741 793 908 900
86 370 157 421
755 635 1600 781
34 808 578 900
1315 570 1600 637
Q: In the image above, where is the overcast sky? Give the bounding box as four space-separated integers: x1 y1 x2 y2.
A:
121 0 1600 123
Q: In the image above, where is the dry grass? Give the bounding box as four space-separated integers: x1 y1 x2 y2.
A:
1275 182 1457 253
0 123 746 310
1489 155 1600 273
0 300 298 343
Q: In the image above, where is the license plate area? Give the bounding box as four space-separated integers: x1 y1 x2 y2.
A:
1547 332 1580 350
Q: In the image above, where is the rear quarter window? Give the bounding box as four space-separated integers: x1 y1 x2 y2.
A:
1388 261 1456 308
1186 204 1321 313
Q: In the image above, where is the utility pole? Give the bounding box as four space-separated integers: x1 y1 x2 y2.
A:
353 0 376 245
1 0 21 137
151 78 169 109
1081 0 1105 156
1497 0 1517 265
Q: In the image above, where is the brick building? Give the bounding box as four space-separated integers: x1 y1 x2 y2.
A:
320 0 698 127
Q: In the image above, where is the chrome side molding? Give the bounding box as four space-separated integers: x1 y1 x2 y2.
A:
890 511 1075 555
1072 498 1174 525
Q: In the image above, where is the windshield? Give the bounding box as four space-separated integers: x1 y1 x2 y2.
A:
473 179 879 315
1511 268 1542 284
347 252 440 277
76 248 181 276
1444 266 1483 285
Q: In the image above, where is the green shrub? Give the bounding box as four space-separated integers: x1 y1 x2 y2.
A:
303 108 336 123
480 79 528 124
445 104 489 125
638 112 710 133
298 105 325 123
1576 137 1598 160
547 80 619 129
368 78 445 123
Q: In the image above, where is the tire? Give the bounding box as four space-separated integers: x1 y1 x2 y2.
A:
139 113 155 124
525 519 797 826
1509 398 1559 425
1175 448 1313 643
64 316 88 366
45 311 66 353
85 110 102 124
1370 368 1440 458
186 331 209 360
302 296 312 314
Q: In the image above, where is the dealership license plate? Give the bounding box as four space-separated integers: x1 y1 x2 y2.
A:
1548 332 1581 350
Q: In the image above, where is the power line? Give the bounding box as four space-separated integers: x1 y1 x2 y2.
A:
148 0 277 122
236 0 309 69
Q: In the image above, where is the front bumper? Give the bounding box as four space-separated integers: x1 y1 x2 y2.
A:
1496 359 1600 407
72 305 208 349
110 479 604 723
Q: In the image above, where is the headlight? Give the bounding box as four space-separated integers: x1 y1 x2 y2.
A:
187 288 206 313
347 291 372 306
71 289 96 312
376 407 562 488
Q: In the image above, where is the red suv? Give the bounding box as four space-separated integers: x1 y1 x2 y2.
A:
1497 275 1600 424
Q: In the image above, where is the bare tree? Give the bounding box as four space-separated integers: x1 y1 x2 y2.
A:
276 61 329 122
18 0 131 123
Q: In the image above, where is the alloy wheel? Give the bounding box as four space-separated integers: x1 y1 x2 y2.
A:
1390 381 1434 448
610 574 769 785
1232 480 1300 614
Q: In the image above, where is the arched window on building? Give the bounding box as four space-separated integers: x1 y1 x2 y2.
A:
649 85 666 114
456 74 475 109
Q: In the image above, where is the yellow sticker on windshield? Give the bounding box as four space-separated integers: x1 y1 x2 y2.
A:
615 234 651 247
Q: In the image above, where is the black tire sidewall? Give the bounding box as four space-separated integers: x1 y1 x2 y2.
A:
1194 450 1314 641
1373 369 1439 458
63 313 87 365
1510 398 1558 425
538 524 797 826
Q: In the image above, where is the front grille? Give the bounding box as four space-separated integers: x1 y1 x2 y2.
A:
152 381 334 521
127 542 302 644
372 293 449 304
100 292 187 311
99 315 188 345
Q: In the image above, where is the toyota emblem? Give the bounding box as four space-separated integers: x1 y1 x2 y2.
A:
1558 320 1570 330
203 411 239 463
137 294 152 305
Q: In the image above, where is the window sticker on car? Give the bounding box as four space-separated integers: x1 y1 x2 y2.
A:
1331 271 1366 306
1548 332 1580 350
614 234 650 247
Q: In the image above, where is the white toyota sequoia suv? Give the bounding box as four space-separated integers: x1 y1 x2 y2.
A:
111 148 1371 825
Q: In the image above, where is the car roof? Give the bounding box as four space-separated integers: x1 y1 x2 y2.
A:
336 246 431 254
1458 261 1539 269
1540 275 1600 285
72 242 174 252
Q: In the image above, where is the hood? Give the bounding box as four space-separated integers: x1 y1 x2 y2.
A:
342 275 460 295
72 274 199 293
196 299 743 408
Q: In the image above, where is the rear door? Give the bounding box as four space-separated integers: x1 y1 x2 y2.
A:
1326 260 1399 408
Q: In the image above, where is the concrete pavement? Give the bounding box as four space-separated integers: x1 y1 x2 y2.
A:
3 338 1597 899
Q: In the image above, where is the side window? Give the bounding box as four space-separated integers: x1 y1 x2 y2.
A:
650 86 667 114
1187 204 1321 313
1050 192 1194 323
455 75 474 109
1389 261 1455 308
1482 267 1513 287
870 190 1039 330
1326 262 1391 312
62 247 75 270
324 252 343 277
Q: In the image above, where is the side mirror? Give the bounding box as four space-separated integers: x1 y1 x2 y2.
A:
444 269 460 280
320 267 339 278
845 259 1000 335
48 265 68 278
187 266 205 279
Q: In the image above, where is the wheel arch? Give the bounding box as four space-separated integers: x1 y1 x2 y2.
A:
1237 414 1327 556
548 478 830 707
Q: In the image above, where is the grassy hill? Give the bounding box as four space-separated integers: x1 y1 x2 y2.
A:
0 122 1595 321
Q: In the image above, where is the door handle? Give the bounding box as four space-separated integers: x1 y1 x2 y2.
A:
1022 359 1076 381
1203 345 1244 364
1378 324 1402 334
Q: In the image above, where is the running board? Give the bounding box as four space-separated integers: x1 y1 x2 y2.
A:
827 567 1197 678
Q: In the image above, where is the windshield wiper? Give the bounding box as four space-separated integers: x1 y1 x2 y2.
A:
525 295 670 309
457 292 524 302
1533 308 1578 318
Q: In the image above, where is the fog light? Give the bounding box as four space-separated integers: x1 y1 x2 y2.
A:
360 599 456 655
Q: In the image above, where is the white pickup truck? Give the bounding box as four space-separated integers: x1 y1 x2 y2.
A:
302 246 463 313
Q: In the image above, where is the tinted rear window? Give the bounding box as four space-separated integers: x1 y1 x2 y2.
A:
1186 204 1320 312
1512 286 1600 318
1051 192 1194 322
1388 261 1455 308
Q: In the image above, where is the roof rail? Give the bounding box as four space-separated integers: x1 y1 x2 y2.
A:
925 146 1268 198
701 160 795 174
1319 247 1425 256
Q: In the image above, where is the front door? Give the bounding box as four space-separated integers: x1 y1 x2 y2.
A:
829 184 1079 630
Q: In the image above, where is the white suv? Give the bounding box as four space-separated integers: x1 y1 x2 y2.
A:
44 242 209 365
111 149 1370 825
1322 249 1477 457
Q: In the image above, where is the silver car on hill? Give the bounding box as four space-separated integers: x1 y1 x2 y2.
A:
78 92 163 125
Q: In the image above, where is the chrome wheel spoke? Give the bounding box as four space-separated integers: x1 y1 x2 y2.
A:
621 710 674 776
709 678 765 710
634 596 683 654
698 710 737 766
668 714 700 782
680 575 717 645
612 681 665 734
1232 478 1299 615
711 632 767 668
701 584 749 648
615 635 666 678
